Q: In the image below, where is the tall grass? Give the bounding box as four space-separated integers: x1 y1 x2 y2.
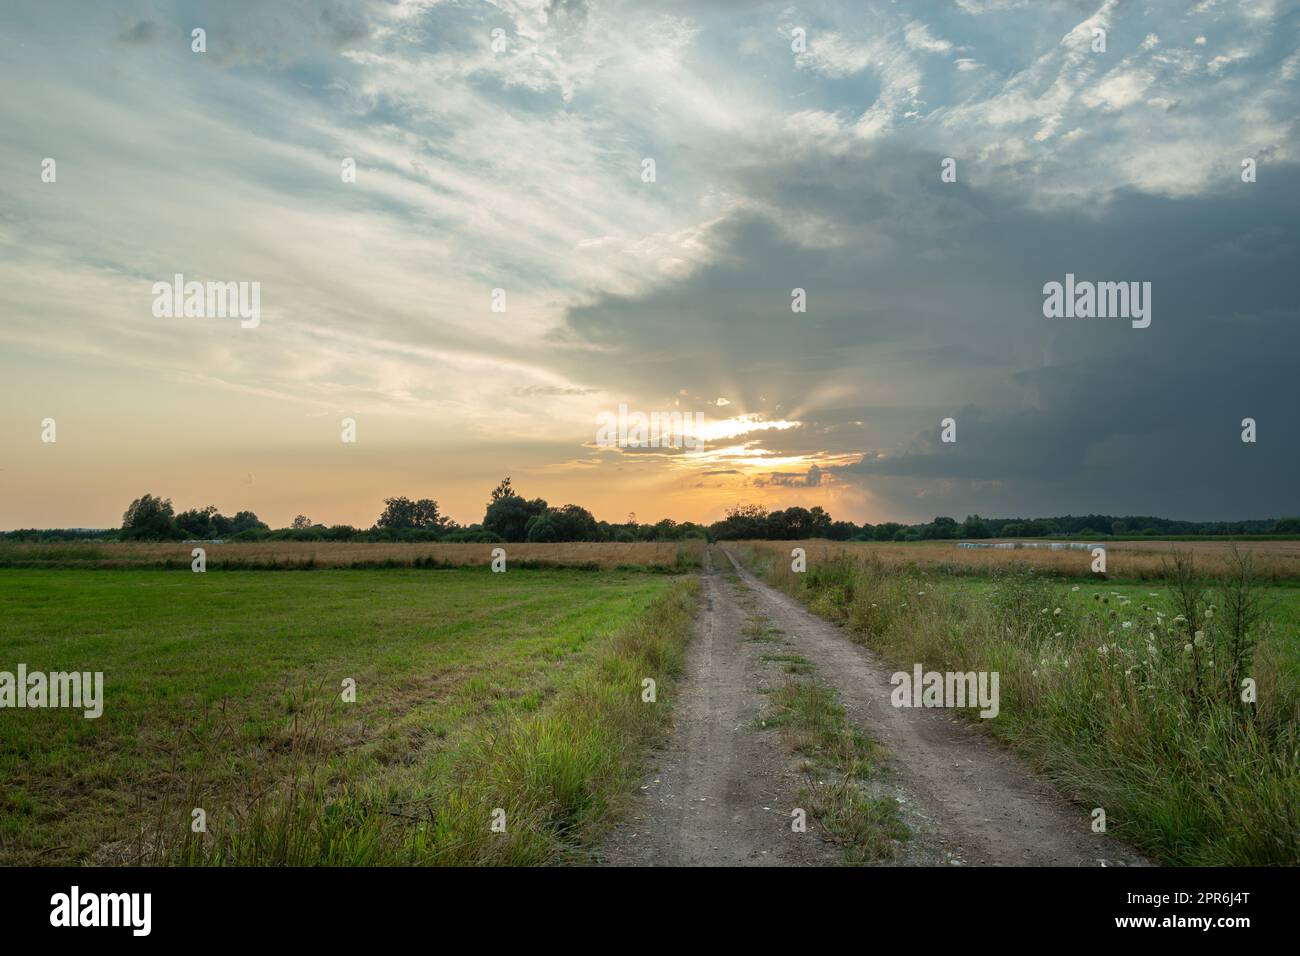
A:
160 579 700 865
739 538 1300 583
745 547 1299 865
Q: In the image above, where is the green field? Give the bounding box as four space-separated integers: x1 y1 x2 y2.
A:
979 578 1300 684
0 568 695 865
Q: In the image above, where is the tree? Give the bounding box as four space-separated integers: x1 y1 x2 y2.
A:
922 516 961 539
525 504 599 542
483 480 548 542
376 497 445 533
227 511 268 534
709 504 769 540
175 505 219 538
961 515 991 539
806 506 833 538
652 518 678 540
490 477 515 502
121 494 177 539
291 515 313 530
827 520 858 541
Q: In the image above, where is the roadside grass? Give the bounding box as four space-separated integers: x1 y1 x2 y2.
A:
762 680 907 863
760 653 814 675
0 568 697 865
741 547 1299 866
742 617 782 642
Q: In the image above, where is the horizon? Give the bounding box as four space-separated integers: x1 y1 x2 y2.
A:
2 1 1296 530
4 495 1296 535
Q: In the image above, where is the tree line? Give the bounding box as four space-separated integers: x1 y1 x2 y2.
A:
3 482 1298 542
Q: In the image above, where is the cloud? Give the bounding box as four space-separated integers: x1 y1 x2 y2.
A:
904 21 953 55
1 0 1297 527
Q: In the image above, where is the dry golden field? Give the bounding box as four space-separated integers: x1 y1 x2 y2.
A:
0 539 706 570
734 538 1300 581
4 537 1299 579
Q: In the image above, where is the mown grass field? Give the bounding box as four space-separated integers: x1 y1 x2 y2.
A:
0 567 697 865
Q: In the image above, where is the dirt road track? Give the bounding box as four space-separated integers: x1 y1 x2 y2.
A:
599 548 1150 867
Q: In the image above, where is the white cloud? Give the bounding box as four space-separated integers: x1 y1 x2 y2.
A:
1081 68 1155 111
797 30 873 78
904 21 954 55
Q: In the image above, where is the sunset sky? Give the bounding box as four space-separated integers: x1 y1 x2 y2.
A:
1 0 1297 530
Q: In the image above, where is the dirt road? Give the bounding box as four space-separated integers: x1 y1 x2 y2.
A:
599 548 1150 866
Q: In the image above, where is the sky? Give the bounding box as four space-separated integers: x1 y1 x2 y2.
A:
0 0 1297 530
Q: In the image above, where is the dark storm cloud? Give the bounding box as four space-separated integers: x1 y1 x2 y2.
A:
556 141 1300 520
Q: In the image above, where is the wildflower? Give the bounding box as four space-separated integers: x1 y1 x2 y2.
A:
1053 608 1062 616
1194 631 1205 647
1072 585 1080 592
1183 643 1193 655
1204 608 1214 619
1097 645 1109 656
1122 621 1132 629
1054 631 1063 638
